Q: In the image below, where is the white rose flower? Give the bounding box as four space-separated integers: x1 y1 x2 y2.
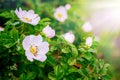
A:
82 22 92 32
42 25 55 38
65 4 71 10
54 6 68 22
22 35 49 62
0 27 4 31
15 7 40 25
62 31 75 43
86 37 92 47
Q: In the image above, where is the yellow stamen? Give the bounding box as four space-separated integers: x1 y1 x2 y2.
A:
57 13 62 18
30 45 38 56
23 17 32 22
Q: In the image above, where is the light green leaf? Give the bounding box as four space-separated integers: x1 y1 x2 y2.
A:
68 58 76 65
69 44 78 57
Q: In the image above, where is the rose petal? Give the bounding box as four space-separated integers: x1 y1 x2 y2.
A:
34 54 47 62
22 36 32 50
38 42 49 54
25 50 34 62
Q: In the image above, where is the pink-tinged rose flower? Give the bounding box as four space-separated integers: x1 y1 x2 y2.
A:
22 35 49 62
86 37 92 47
62 31 75 43
0 27 4 31
82 22 92 32
42 25 55 38
15 7 40 25
65 4 71 10
54 6 68 22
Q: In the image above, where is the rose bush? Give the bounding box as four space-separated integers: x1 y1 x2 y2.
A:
0 0 112 80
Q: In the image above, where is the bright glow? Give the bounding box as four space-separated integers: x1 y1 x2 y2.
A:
87 0 120 34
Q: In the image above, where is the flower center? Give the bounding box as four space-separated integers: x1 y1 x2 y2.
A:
30 45 39 56
57 13 62 18
23 17 32 22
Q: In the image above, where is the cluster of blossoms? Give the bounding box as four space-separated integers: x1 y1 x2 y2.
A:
15 7 76 62
15 8 53 62
15 5 93 62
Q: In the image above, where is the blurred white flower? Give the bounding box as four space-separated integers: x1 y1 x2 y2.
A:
54 6 68 22
65 4 71 10
42 25 55 38
86 37 92 47
62 31 75 43
0 27 4 31
22 35 49 62
82 22 92 32
15 7 40 25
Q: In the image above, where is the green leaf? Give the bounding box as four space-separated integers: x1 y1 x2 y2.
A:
54 65 64 79
0 12 12 18
83 77 89 80
69 44 78 57
84 52 92 61
40 18 51 22
78 68 87 77
50 45 57 52
26 72 36 80
0 32 14 48
87 48 97 53
48 72 56 80
10 28 19 41
68 57 76 65
78 47 86 53
67 67 78 75
47 56 57 66
20 73 26 80
0 10 15 18
61 47 70 53
102 75 111 80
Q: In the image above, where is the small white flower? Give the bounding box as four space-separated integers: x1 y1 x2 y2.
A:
54 6 68 22
22 35 49 62
65 4 71 10
0 27 4 31
15 7 40 25
42 25 55 38
86 37 92 47
82 22 92 32
62 31 75 43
